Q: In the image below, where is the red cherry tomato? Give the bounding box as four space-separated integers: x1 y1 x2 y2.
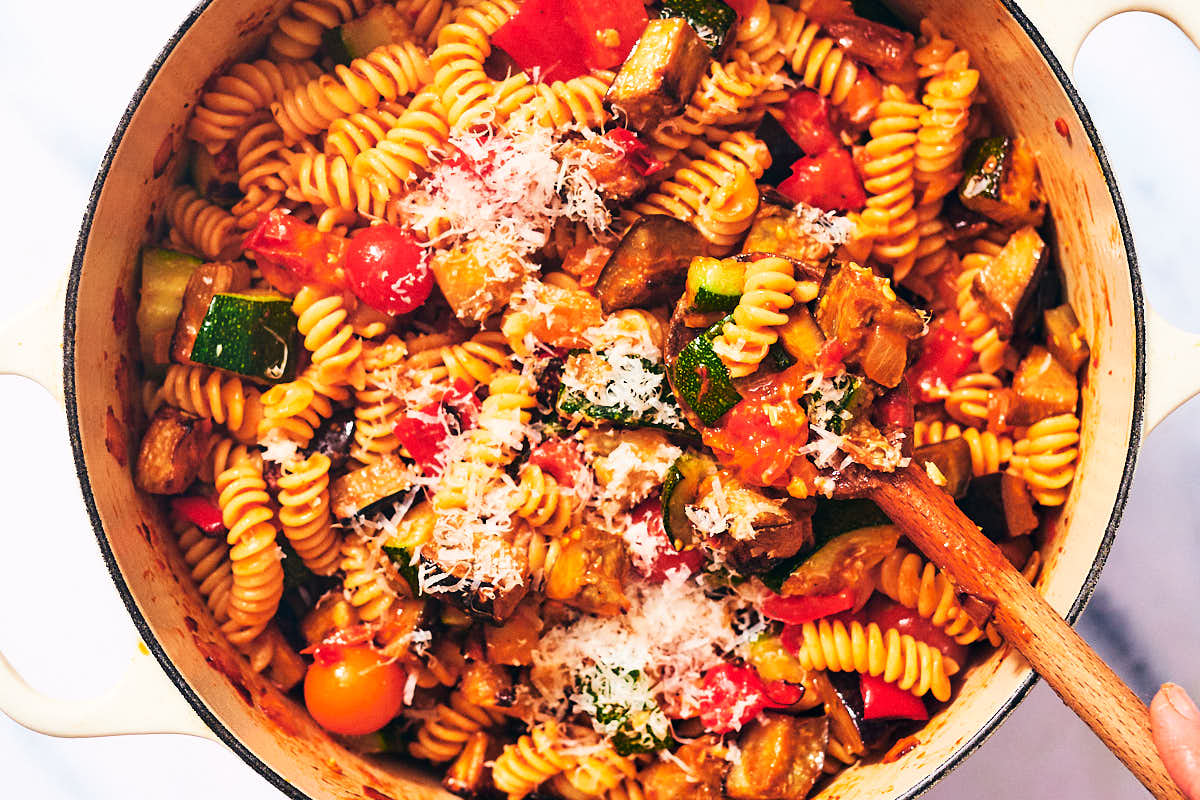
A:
344 225 432 315
528 438 586 488
303 644 406 735
629 500 705 582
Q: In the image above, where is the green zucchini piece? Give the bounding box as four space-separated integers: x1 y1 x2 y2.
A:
958 136 1046 226
669 315 743 426
606 17 711 132
596 216 710 314
802 374 870 435
322 5 410 64
971 226 1046 338
574 665 673 756
557 351 690 432
684 256 745 313
659 0 738 55
382 545 422 595
779 524 899 597
661 451 718 547
189 292 299 382
762 499 892 590
137 247 202 373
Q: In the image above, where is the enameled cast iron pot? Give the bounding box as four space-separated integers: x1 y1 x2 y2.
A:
3 1 1200 798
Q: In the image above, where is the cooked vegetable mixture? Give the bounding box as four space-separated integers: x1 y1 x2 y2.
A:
138 0 1085 797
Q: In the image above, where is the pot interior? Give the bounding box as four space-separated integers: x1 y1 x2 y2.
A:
66 1 1139 798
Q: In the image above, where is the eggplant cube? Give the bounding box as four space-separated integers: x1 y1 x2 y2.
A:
971 226 1045 338
725 713 828 800
1011 345 1078 426
606 18 711 133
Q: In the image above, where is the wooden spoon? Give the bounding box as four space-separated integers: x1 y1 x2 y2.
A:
838 461 1183 799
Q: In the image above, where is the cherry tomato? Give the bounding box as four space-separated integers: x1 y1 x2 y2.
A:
528 438 586 488
629 500 705 582
303 644 406 735
697 664 803 733
344 225 432 315
908 312 974 403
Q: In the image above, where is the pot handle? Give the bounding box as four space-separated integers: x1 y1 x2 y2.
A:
0 277 215 741
1143 309 1200 434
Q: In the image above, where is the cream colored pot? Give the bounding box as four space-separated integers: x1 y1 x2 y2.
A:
2 1 1200 798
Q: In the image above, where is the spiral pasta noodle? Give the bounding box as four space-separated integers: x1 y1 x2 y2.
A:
200 435 260 484
405 330 511 389
915 48 977 204
510 464 576 538
860 86 924 270
554 746 638 798
352 88 451 211
773 4 860 107
428 0 522 130
258 370 336 446
511 71 616 130
158 365 263 445
293 285 366 390
790 618 958 701
492 721 578 800
712 256 798 377
276 452 342 575
915 418 1015 476
266 0 374 61
875 547 989 645
1010 413 1080 506
460 371 536 468
175 519 233 623
409 690 508 762
352 335 407 466
944 372 1003 426
956 250 1013 375
397 0 454 48
165 186 239 260
323 100 408 163
187 59 322 154
216 459 284 648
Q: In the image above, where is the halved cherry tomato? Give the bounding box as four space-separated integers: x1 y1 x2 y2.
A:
344 224 432 315
779 90 839 155
860 672 928 721
303 643 406 735
761 588 856 625
606 129 665 177
528 438 586 488
697 663 804 733
777 148 867 212
393 380 479 476
629 499 705 582
908 312 973 403
243 210 346 293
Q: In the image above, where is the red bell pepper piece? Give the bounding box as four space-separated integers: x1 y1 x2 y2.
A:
392 380 480 476
628 499 706 581
243 210 347 294
698 664 804 733
761 588 856 625
606 129 665 177
779 90 839 155
873 379 915 433
777 148 867 212
171 495 225 535
908 312 973 403
492 0 648 83
860 672 928 721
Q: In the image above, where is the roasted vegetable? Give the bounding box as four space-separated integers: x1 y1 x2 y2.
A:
777 149 867 213
485 597 544 666
556 135 649 202
685 256 746 314
331 454 412 520
134 406 206 494
189 148 240 207
659 0 738 54
780 524 899 597
642 735 728 800
815 670 905 754
301 593 359 646
323 4 409 64
958 136 1046 226
668 314 743 426
661 451 719 547
816 263 926 387
970 226 1046 337
171 260 252 366
545 527 630 616
596 216 709 313
956 472 1039 539
443 730 490 795
755 114 806 186
421 545 530 624
802 373 871 435
823 16 914 72
460 660 516 709
605 17 711 132
693 472 814 571
557 351 690 432
913 437 972 499
430 239 528 322
136 247 202 373
776 307 827 372
725 713 828 800
306 408 356 472
575 664 672 755
1010 345 1078 425
1043 303 1090 374
189 291 299 382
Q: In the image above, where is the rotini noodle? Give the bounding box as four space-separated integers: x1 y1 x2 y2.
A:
276 452 342 575
492 721 578 800
165 186 239 260
216 459 284 648
157 365 263 445
187 59 322 154
1010 413 1080 506
712 256 798 376
267 0 376 62
409 690 508 762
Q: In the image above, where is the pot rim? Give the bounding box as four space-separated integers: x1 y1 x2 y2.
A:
60 2 1147 798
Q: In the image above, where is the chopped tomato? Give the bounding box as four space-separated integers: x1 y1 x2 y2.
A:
777 148 866 212
629 499 705 581
392 380 479 476
243 209 346 293
779 90 839 155
303 643 406 736
703 365 810 486
761 588 856 625
528 438 586 488
492 0 648 83
344 224 432 315
817 339 848 372
697 664 804 733
860 672 928 721
605 129 665 177
908 312 973 403
171 495 224 535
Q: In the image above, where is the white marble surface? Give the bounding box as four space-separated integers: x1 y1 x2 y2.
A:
1 3 1198 798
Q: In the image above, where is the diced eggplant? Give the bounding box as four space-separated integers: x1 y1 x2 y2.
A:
777 307 826 373
642 735 729 800
913 438 973 499
430 239 530 322
331 454 412 520
755 116 805 187
134 406 206 494
170 261 252 365
780 524 899 597
301 592 359 646
694 472 814 571
420 547 530 624
485 597 544 666
741 204 836 280
556 136 648 202
1044 304 1090 374
545 527 630 616
596 216 710 313
971 226 1045 338
606 17 711 133
306 408 356 472
839 417 907 473
822 16 914 73
816 263 925 387
956 472 1039 539
725 713 828 800
817 670 905 753
958 136 1046 227
189 147 240 207
1010 345 1078 425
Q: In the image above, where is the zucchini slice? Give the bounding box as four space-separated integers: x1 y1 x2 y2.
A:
190 292 299 382
136 247 202 374
669 315 743 426
779 524 899 597
660 451 718 548
802 374 870 435
659 0 738 55
684 256 745 314
958 136 1046 226
557 351 691 432
322 5 410 64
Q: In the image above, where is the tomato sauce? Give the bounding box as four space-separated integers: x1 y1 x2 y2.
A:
703 364 811 486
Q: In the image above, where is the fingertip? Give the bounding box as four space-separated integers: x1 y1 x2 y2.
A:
1151 684 1200 800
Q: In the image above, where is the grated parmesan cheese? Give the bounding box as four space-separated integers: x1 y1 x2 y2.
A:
791 202 857 247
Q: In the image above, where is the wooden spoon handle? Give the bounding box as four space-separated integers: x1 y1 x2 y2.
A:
871 464 1183 800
